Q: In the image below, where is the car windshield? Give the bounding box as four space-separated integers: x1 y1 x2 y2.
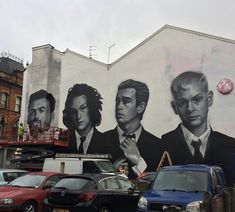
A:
8 174 46 188
95 161 117 173
152 170 208 192
54 178 92 190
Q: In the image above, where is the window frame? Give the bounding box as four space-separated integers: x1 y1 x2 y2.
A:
1 92 8 109
15 96 22 112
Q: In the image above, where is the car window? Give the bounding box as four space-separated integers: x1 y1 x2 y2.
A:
211 170 219 187
3 172 19 182
45 175 63 187
153 170 208 192
9 174 46 188
141 174 157 182
83 161 101 173
55 178 92 190
3 172 27 182
100 177 120 190
117 178 134 190
95 161 117 173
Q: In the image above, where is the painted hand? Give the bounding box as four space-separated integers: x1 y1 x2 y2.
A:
120 138 141 166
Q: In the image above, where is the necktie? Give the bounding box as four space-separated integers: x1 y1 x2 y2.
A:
123 133 136 139
78 136 86 153
191 139 203 163
122 133 136 179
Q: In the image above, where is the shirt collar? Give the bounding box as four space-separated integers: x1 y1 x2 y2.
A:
117 125 142 143
75 127 94 153
181 123 211 156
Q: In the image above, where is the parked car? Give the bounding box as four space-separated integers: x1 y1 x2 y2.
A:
0 172 66 212
43 153 127 178
137 164 226 211
0 169 28 186
44 173 141 212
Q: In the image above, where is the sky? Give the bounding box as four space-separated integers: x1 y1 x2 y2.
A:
1 0 235 66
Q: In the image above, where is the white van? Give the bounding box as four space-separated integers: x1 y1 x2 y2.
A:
42 153 127 178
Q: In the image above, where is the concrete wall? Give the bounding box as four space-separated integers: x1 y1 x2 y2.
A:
21 44 63 127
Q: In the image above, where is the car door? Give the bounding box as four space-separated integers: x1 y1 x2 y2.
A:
38 175 65 205
99 176 126 211
116 177 140 211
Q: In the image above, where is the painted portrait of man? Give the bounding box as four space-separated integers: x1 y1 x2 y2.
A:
61 83 104 153
162 71 235 185
27 89 55 141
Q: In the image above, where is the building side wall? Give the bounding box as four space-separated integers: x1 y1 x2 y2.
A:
22 28 235 138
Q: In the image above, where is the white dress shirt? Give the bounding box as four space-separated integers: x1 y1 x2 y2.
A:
117 125 147 175
181 123 211 157
75 127 94 154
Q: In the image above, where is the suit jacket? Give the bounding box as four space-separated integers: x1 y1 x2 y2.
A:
101 127 164 173
162 124 235 185
57 127 104 153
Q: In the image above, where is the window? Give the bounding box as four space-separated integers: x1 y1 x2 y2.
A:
117 178 134 190
100 177 120 190
15 96 22 112
83 161 101 173
1 93 8 109
54 178 91 190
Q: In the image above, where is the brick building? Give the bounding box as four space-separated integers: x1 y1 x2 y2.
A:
0 57 24 167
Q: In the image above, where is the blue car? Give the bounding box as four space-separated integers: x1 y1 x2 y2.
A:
137 164 226 211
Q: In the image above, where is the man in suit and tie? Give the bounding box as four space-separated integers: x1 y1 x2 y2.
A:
62 84 103 154
102 79 163 179
162 71 235 184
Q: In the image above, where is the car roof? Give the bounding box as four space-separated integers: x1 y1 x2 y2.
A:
61 173 127 181
160 164 217 172
0 169 28 173
27 172 65 177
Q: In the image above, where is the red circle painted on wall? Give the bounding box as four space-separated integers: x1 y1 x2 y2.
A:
217 78 234 94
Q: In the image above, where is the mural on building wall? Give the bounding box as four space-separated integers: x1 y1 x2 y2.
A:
24 73 235 180
61 83 103 153
163 71 235 167
20 27 235 180
26 89 56 141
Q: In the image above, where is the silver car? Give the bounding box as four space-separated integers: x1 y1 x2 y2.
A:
0 169 28 186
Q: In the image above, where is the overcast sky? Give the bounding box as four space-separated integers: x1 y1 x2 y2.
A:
1 0 235 65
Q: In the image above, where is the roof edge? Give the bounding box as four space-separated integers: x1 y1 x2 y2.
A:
110 24 235 67
64 48 107 67
32 44 64 55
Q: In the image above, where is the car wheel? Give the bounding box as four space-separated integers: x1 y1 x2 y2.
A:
22 201 37 212
98 206 111 212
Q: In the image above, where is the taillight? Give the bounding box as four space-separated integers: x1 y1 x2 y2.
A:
78 192 96 202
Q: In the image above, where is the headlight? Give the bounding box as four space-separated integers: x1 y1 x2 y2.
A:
186 200 203 212
0 198 14 204
138 196 147 209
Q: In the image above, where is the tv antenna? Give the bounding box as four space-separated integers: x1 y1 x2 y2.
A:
89 46 96 59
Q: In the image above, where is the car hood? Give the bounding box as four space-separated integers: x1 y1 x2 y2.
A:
145 190 204 208
0 186 38 198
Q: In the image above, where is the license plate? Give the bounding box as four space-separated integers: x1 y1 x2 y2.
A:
53 209 69 212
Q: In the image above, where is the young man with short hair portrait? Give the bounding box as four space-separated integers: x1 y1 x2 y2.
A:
102 79 163 179
162 71 235 184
